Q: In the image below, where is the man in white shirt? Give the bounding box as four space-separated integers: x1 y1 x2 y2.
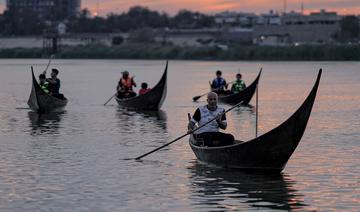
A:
188 92 234 147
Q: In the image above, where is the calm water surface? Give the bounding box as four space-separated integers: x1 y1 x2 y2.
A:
0 59 359 211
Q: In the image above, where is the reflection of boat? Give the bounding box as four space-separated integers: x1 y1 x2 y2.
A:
116 108 167 131
115 61 167 110
217 70 261 105
27 69 68 113
28 111 65 135
190 70 322 172
188 161 306 211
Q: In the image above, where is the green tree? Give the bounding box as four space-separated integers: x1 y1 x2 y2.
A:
335 16 360 43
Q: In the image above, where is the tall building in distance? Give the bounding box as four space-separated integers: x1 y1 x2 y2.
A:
6 0 81 20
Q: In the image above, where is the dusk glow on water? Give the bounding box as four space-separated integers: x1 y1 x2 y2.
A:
0 59 359 211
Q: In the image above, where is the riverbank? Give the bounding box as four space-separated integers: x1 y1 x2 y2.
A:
0 44 359 60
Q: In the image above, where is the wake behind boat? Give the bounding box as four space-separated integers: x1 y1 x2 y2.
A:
27 69 68 113
190 69 322 172
115 61 168 110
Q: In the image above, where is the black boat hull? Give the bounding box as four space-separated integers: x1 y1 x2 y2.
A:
27 70 68 113
218 70 261 105
115 61 167 110
190 69 322 172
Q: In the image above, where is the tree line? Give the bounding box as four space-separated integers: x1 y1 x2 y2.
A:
0 6 214 35
0 5 358 44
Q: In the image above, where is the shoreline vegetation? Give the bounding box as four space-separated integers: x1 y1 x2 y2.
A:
0 44 359 61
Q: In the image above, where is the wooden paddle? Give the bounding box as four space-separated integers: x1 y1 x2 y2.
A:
104 93 117 106
43 54 55 74
135 100 243 160
192 80 235 102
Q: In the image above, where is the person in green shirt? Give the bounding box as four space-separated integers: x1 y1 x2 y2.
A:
39 74 49 94
231 73 246 93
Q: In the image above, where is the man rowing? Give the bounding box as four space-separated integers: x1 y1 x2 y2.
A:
117 70 137 98
188 92 234 147
43 68 65 99
211 70 231 95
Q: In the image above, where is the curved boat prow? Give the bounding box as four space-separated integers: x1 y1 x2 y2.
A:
27 67 68 113
115 61 168 110
27 69 40 111
218 69 262 105
190 69 322 172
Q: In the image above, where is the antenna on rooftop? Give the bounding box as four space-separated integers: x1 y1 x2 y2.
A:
283 0 287 14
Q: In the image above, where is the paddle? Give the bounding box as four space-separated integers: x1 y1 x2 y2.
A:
192 80 235 102
135 100 243 160
43 54 55 74
104 93 117 106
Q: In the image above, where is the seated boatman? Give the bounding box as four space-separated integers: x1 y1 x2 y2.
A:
188 92 234 147
139 82 151 95
43 68 64 99
117 70 137 98
211 70 231 95
231 73 246 94
39 73 49 94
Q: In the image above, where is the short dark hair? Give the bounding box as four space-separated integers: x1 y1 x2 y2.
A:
141 82 148 89
216 70 222 75
39 74 46 79
236 73 242 78
51 68 59 75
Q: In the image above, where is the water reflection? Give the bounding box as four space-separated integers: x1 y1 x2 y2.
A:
188 161 306 211
116 108 167 130
27 111 65 136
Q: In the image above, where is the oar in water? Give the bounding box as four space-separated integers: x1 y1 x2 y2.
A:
192 80 235 102
104 93 117 106
135 100 243 160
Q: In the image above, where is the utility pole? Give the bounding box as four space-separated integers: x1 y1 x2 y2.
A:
283 0 287 14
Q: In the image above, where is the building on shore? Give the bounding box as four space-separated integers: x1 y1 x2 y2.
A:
6 0 81 19
254 9 341 45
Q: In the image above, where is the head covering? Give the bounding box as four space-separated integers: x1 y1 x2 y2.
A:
122 70 129 75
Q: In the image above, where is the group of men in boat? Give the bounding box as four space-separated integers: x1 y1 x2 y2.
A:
187 70 248 147
39 68 65 99
211 70 246 95
116 70 151 99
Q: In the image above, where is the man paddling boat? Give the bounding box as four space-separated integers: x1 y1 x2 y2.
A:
188 92 234 147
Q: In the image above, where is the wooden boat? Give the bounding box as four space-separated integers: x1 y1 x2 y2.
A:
115 61 167 110
217 70 261 105
27 70 68 113
190 69 322 172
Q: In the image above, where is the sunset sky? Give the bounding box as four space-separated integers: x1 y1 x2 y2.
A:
0 0 359 16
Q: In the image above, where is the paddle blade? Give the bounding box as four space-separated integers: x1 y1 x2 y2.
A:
192 95 201 102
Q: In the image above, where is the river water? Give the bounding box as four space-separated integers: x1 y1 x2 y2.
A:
0 59 359 211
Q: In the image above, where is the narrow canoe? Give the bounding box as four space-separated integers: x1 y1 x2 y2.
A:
27 69 68 113
190 69 322 172
217 70 261 105
115 61 167 110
